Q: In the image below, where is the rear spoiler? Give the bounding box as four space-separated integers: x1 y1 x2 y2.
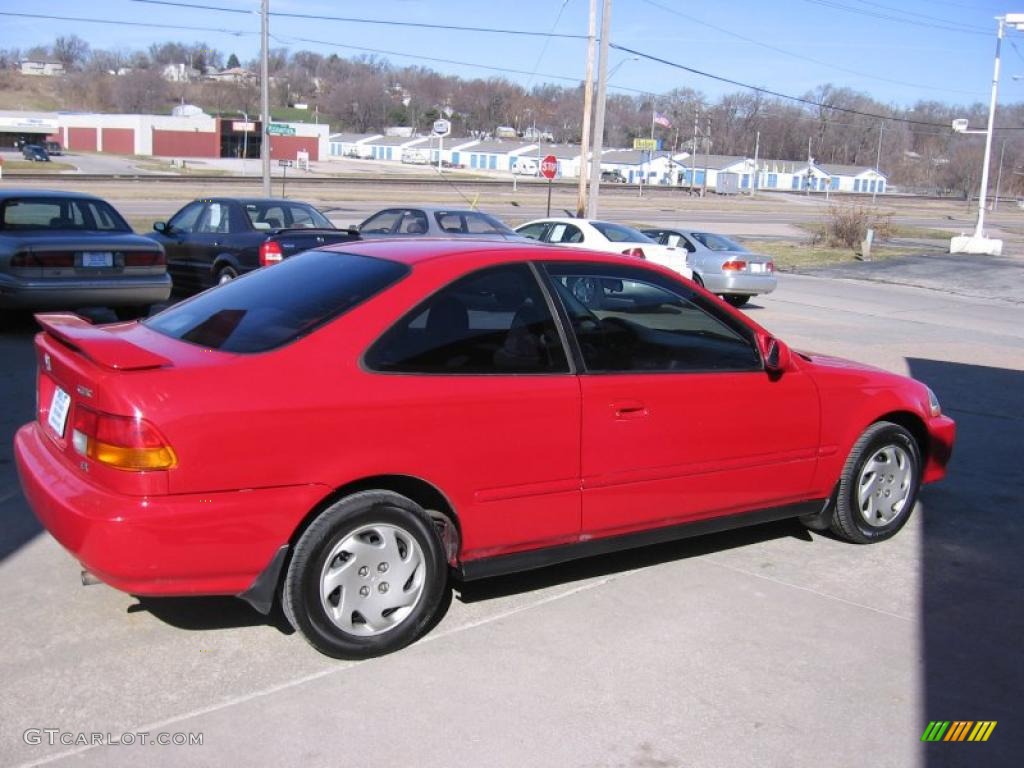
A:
35 313 172 371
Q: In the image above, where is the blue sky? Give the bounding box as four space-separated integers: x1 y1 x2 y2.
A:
1 0 1020 108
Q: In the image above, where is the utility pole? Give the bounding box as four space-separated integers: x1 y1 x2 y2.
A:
701 116 710 196
586 0 612 219
260 0 271 196
806 135 813 195
975 16 1005 237
691 107 699 193
576 0 597 217
872 121 884 204
751 129 760 197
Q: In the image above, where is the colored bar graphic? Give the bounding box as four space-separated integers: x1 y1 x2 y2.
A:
922 721 996 742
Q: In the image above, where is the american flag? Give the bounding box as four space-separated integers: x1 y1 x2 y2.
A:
653 112 671 128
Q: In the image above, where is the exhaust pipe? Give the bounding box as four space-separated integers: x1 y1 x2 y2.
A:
80 569 102 586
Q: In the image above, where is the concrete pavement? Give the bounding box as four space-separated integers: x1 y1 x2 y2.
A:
0 273 1020 768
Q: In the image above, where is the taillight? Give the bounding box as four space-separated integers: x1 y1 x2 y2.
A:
622 247 646 259
722 260 747 271
71 405 177 470
766 261 775 272
125 251 166 267
260 241 284 266
11 252 75 268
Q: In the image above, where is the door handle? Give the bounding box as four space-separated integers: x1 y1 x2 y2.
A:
611 400 648 419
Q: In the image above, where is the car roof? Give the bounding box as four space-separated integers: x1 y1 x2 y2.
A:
368 205 500 215
0 188 103 201
197 197 317 206
317 237 658 267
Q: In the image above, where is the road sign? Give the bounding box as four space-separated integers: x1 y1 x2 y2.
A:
268 123 296 136
432 119 451 137
540 154 558 180
278 159 294 167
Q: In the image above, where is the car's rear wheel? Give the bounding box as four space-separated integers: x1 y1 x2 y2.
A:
216 266 238 285
829 421 922 544
283 490 449 658
723 294 750 307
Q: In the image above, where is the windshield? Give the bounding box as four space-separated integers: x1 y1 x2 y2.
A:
243 202 333 230
145 251 408 353
0 197 132 232
691 232 746 252
590 221 656 244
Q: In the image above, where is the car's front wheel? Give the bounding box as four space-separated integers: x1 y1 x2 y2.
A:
828 421 922 544
216 266 238 285
283 491 449 658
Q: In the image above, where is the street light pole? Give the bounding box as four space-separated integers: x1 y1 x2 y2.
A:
974 16 1005 239
994 138 1007 211
260 0 271 197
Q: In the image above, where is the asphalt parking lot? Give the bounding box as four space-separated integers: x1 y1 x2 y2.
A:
1 259 1021 768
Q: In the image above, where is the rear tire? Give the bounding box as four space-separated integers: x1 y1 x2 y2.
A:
723 294 750 307
828 421 922 544
283 491 449 659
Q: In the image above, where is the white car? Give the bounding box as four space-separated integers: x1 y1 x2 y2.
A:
515 218 692 280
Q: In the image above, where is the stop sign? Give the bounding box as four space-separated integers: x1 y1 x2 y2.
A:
540 155 558 180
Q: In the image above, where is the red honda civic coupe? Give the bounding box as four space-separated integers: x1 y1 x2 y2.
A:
15 240 955 658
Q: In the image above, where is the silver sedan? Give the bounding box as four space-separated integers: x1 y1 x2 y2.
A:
642 228 776 307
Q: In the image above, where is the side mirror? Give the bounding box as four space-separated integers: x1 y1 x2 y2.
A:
153 221 168 234
762 336 792 374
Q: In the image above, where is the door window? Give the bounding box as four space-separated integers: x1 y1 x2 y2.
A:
366 264 569 374
197 202 232 234
545 264 760 373
548 223 584 244
168 202 204 234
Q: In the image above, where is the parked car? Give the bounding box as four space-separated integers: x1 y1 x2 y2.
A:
358 206 521 239
149 197 357 295
514 217 692 281
21 145 50 162
0 189 170 311
15 239 955 659
642 228 776 307
601 169 627 183
44 141 63 156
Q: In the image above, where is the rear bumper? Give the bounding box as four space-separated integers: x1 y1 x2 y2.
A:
14 422 329 597
701 272 777 296
0 274 171 309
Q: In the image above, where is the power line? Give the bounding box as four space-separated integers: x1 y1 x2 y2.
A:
0 10 248 35
608 42 951 127
847 0 991 33
797 0 989 36
129 0 588 40
639 0 982 97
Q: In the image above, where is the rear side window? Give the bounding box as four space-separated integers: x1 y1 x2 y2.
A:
590 222 654 243
145 251 408 352
365 264 568 374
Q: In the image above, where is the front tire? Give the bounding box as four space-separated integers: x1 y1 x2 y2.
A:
283 491 449 658
216 265 238 285
829 422 922 544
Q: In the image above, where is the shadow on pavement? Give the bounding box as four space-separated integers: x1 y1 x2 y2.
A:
129 596 296 636
457 519 811 603
908 358 1023 766
0 311 43 563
